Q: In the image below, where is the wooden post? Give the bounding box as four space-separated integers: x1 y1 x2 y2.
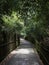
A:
18 34 20 46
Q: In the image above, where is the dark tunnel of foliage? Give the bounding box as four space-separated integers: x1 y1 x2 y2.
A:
0 0 49 64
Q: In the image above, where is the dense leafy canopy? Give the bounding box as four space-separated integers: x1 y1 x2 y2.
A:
0 0 49 41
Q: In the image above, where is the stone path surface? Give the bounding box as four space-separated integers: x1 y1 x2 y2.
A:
0 39 43 65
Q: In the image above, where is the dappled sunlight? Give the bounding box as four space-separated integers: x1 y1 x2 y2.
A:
33 62 39 65
20 38 24 41
2 11 24 28
11 48 34 55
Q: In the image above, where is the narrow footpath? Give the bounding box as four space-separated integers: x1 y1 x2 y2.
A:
0 38 43 65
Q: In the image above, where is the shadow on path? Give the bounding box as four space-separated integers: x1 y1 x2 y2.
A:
0 38 43 65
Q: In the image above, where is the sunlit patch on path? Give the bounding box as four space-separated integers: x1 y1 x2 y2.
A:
11 48 34 54
0 38 43 65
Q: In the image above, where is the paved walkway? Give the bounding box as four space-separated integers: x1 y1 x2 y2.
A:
0 39 43 65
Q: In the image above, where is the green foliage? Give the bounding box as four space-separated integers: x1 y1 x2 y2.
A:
0 0 49 63
23 0 49 42
1 11 24 34
0 0 49 42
